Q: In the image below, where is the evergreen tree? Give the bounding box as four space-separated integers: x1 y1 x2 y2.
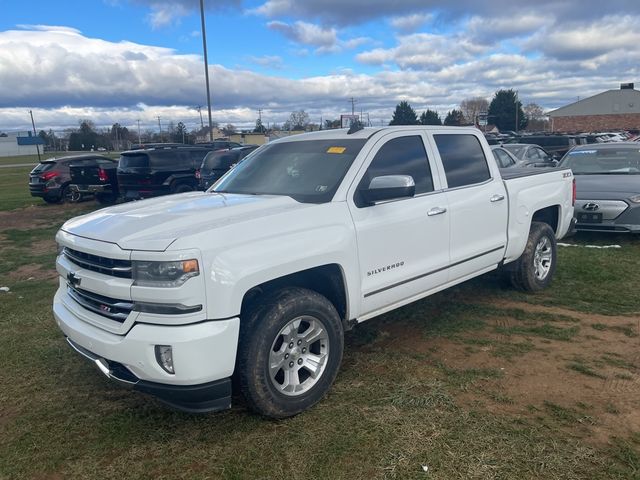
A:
488 89 527 132
443 109 465 126
420 109 442 125
389 101 419 125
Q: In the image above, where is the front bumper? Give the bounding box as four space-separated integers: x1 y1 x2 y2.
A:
66 337 232 412
54 286 240 412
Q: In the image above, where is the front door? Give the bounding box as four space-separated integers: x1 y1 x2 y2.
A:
348 131 450 318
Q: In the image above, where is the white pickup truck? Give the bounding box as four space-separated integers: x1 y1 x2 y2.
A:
53 126 575 418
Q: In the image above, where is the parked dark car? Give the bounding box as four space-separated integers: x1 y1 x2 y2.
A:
558 143 640 233
198 140 243 150
510 135 576 156
500 143 558 167
29 154 112 204
117 146 214 200
197 145 260 190
69 157 120 204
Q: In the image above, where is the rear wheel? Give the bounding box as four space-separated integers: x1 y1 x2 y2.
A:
237 287 344 419
172 183 194 194
61 185 81 203
509 221 557 291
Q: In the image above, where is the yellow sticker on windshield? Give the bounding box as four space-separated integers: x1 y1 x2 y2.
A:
327 146 346 154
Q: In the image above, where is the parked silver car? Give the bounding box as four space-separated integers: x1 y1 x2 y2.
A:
558 143 640 233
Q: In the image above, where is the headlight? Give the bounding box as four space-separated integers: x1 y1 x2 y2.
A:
133 259 199 287
630 195 640 203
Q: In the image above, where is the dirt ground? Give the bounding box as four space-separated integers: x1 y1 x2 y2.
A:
374 297 640 449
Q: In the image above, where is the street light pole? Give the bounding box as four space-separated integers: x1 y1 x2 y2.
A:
29 110 41 162
200 0 214 142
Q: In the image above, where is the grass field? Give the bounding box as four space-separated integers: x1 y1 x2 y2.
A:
0 196 639 479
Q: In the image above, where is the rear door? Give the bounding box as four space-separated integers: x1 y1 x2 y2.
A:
431 131 507 281
348 130 450 317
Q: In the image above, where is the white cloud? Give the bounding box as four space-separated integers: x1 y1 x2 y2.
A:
246 55 284 69
267 21 337 47
389 13 432 32
356 33 487 70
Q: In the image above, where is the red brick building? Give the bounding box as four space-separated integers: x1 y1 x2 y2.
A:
548 84 640 132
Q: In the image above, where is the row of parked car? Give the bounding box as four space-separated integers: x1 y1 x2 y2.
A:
28 142 259 205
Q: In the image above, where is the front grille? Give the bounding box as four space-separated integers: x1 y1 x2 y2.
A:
64 247 132 278
67 285 133 322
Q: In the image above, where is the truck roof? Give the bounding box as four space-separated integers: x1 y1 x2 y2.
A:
272 125 483 143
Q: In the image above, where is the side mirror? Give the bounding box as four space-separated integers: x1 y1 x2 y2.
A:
359 175 415 205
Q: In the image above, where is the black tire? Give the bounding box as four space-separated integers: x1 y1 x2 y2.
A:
96 193 118 205
509 221 557 292
61 184 82 203
172 183 194 194
236 287 344 419
42 195 60 204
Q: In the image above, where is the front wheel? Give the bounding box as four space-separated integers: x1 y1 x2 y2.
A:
508 221 557 291
236 287 344 419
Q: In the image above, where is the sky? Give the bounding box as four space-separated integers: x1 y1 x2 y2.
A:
0 0 639 134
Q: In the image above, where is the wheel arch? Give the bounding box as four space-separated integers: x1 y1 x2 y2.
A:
240 264 351 330
531 205 559 235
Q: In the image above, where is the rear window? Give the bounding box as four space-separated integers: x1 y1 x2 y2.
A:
203 151 239 171
32 162 55 173
119 154 149 169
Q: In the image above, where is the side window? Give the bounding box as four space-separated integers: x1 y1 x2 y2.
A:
358 135 434 195
434 134 491 188
493 149 513 168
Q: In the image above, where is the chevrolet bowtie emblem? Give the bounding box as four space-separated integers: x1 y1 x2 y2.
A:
67 271 81 287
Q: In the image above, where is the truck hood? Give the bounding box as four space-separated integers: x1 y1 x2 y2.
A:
62 192 311 251
575 174 640 199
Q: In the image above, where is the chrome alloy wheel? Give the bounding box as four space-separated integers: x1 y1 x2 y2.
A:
269 315 329 396
533 236 553 281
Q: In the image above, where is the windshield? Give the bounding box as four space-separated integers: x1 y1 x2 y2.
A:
560 148 640 174
119 153 149 169
213 139 366 203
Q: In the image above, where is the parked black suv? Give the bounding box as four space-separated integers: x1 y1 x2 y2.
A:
511 135 576 157
117 146 214 200
29 154 112 204
197 145 259 190
69 157 120 204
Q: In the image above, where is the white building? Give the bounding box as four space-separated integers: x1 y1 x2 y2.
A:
0 131 45 157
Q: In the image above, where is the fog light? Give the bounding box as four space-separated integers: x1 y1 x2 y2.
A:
154 345 174 374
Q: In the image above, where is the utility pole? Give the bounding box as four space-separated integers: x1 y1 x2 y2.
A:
200 0 214 142
515 90 519 133
29 110 41 162
157 116 162 140
349 97 357 115
195 106 204 128
137 119 141 144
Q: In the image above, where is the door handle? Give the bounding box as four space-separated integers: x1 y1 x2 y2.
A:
490 194 505 202
427 207 447 216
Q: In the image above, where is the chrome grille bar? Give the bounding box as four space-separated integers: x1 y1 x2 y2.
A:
67 286 133 322
63 247 132 278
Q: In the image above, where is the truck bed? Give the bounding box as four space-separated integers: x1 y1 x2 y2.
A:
500 166 560 180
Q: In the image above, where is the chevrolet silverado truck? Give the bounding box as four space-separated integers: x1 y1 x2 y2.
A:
53 126 575 418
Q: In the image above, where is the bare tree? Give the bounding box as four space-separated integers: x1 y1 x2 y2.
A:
523 103 549 131
459 97 489 125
